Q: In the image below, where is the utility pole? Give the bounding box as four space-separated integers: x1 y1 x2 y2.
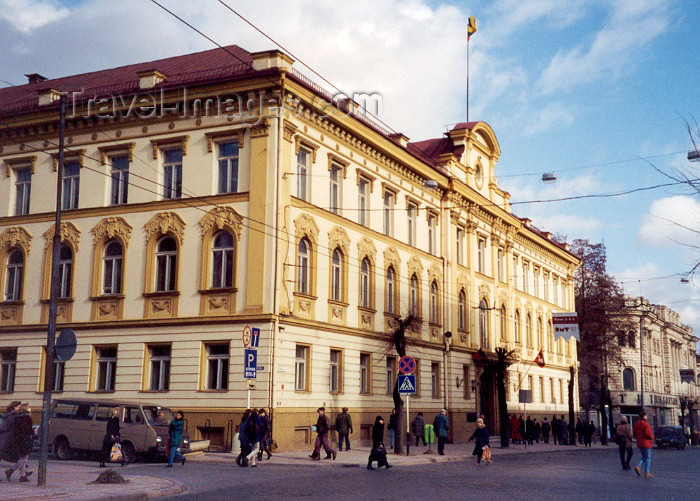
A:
38 93 66 486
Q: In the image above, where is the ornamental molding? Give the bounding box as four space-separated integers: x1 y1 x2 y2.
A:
199 206 243 240
357 237 377 263
0 227 32 254
144 212 186 244
478 283 491 301
407 256 423 278
43 222 80 252
327 226 350 255
383 246 400 271
456 273 469 291
427 264 441 284
294 213 319 243
91 217 133 247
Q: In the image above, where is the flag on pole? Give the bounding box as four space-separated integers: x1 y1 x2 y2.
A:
534 350 545 368
467 16 477 40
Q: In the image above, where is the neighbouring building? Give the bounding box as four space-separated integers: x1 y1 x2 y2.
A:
0 45 579 451
605 299 698 431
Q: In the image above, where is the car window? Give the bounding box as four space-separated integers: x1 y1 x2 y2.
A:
52 402 76 419
95 405 113 422
124 407 144 424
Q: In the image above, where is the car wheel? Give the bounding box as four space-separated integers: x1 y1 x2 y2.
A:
54 438 72 460
121 441 136 464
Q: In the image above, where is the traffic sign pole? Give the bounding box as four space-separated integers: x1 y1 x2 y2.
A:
406 394 410 456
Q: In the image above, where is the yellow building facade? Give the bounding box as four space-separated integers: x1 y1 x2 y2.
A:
0 46 579 451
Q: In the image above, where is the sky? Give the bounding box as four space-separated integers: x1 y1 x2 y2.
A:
1 0 699 342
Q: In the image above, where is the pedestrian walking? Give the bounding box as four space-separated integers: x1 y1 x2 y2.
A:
166 410 186 467
388 408 398 449
236 409 252 467
257 408 272 461
244 410 263 467
633 411 654 478
412 412 426 446
468 418 491 465
525 416 534 445
533 419 541 443
335 407 353 451
518 416 526 445
541 418 551 444
583 421 595 447
3 403 34 482
99 406 124 467
367 416 392 470
576 418 584 445
510 414 521 444
551 415 560 445
615 417 634 470
0 400 21 455
559 416 568 445
433 409 449 456
309 407 336 460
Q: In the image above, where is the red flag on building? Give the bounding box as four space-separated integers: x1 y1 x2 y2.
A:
534 350 545 368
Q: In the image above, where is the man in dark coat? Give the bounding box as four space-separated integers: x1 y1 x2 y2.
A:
525 416 534 445
541 417 551 444
433 409 450 455
576 418 585 444
335 407 353 451
309 407 336 460
551 415 560 444
257 408 272 461
367 416 392 470
4 403 34 482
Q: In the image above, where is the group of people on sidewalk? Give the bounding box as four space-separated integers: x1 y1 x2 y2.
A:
508 414 596 446
236 408 273 467
0 401 35 483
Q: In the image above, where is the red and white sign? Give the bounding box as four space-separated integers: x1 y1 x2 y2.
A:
552 313 579 341
242 325 252 347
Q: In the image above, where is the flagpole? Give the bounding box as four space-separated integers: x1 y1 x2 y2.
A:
466 33 470 122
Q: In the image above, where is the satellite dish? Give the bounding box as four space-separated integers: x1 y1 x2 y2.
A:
55 329 77 362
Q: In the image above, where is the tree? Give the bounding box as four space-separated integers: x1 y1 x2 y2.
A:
571 239 632 445
495 347 516 448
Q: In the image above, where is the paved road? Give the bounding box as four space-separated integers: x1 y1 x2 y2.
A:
117 447 699 501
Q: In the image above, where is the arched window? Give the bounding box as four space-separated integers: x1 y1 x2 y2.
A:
211 232 234 289
330 248 343 301
4 249 24 301
458 289 467 331
429 281 438 323
618 330 626 347
58 244 73 298
296 238 310 294
155 237 177 292
386 266 396 314
360 258 371 308
500 305 507 342
102 240 123 295
537 317 543 350
526 313 533 347
514 309 521 344
479 298 489 348
628 330 636 349
548 320 554 353
410 274 418 316
623 368 635 391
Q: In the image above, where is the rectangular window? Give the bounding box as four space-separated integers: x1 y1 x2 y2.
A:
14 168 32 216
428 214 437 255
431 362 440 397
163 149 183 199
497 248 505 282
0 349 17 393
53 359 65 392
383 190 394 236
360 352 371 394
539 376 544 403
522 262 529 293
528 375 533 392
407 202 417 246
477 237 486 274
218 141 239 193
149 345 171 391
559 379 563 404
534 267 540 297
206 344 229 390
110 156 129 205
297 148 310 201
62 161 80 210
512 255 519 289
330 349 342 393
329 164 342 215
553 276 559 305
456 227 464 265
543 272 550 302
95 346 117 391
386 356 396 395
358 177 369 227
295 344 309 391
463 365 471 399
550 378 555 403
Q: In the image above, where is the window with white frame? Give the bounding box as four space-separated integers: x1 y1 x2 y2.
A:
534 267 540 297
383 190 395 237
58 244 73 299
330 248 343 302
386 356 396 395
149 345 171 391
407 202 417 246
360 352 370 394
498 248 505 282
559 379 564 404
95 346 117 391
53 359 65 392
296 238 311 294
526 313 533 347
539 376 544 402
62 161 80 210
358 177 369 227
477 237 486 274
14 168 32 216
297 148 310 201
522 261 529 293
552 276 559 305
330 349 341 393
329 163 342 214
295 344 309 391
206 343 229 390
550 378 555 403
386 266 396 314
427 213 437 255
458 289 467 331
360 258 371 308
4 249 23 301
0 349 17 393
163 149 183 199
217 141 239 194
409 274 418 316
211 232 234 288
155 237 177 292
431 362 440 397
514 309 521 344
479 299 489 348
537 317 544 350
102 240 123 295
543 272 550 302
110 156 129 205
500 305 507 342
456 227 465 265
429 281 438 324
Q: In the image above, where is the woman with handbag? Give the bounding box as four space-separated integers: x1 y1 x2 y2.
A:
99 406 124 467
367 416 392 470
469 418 491 465
615 417 634 470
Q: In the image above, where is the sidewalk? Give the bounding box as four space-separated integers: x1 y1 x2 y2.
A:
194 440 611 468
0 461 186 501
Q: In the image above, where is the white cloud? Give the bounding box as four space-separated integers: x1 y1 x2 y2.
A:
0 0 69 33
522 101 575 136
637 196 700 248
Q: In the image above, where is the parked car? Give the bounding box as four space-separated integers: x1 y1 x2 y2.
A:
654 425 686 450
48 398 190 462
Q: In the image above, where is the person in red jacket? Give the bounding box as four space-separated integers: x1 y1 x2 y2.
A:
632 410 654 478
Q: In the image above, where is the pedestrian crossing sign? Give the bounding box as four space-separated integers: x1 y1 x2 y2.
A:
398 374 416 394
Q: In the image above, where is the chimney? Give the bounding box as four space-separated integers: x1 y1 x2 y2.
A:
37 88 62 106
388 132 410 148
137 69 167 89
25 73 48 84
250 50 294 72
